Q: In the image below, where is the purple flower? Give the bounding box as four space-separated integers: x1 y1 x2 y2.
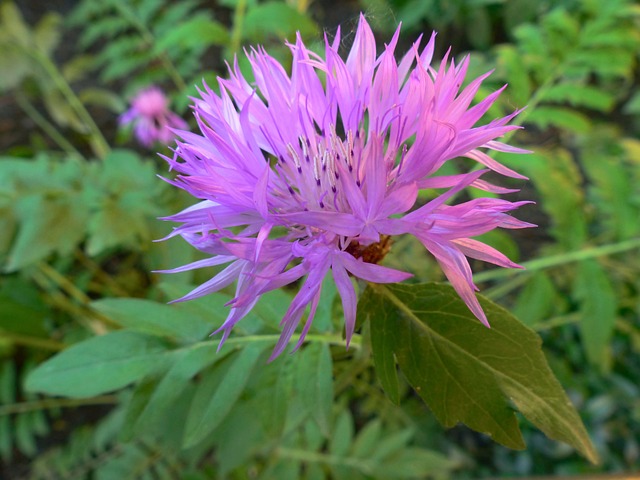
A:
161 15 533 358
120 86 188 147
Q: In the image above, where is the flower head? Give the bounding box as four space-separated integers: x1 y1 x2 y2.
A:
161 15 533 358
120 86 188 147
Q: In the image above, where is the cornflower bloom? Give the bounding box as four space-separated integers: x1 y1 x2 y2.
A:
120 86 188 147
161 15 532 359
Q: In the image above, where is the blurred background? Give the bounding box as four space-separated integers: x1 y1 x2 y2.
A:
1 0 639 478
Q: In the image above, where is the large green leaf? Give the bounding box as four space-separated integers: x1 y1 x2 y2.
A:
361 282 598 464
25 331 169 397
183 343 264 448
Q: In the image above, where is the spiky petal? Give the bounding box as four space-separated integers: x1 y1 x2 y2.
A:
161 15 531 358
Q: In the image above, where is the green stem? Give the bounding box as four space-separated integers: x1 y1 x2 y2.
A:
229 0 247 55
0 395 117 416
74 250 131 297
31 50 110 159
223 332 361 349
531 313 580 332
276 447 374 474
38 262 93 306
15 90 85 158
36 263 120 330
473 237 640 283
0 331 65 351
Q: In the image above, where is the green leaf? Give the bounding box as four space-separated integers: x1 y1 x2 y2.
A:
25 331 169 397
513 272 557 326
362 282 599 463
260 353 295 436
183 343 264 448
0 2 31 47
135 345 220 432
6 193 89 271
329 410 354 456
243 2 318 43
573 260 617 371
527 106 591 133
378 447 455 478
541 83 615 112
369 297 401 404
91 298 214 343
296 343 333 436
520 149 587 250
78 87 126 113
154 17 229 53
33 12 62 54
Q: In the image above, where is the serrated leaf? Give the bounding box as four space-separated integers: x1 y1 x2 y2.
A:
362 282 599 463
25 331 169 397
183 343 264 448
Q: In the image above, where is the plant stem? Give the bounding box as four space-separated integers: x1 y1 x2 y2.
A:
15 90 85 158
531 313 580 331
36 263 120 330
31 50 110 159
223 332 361 349
0 331 65 351
276 447 374 474
0 395 117 416
229 0 247 55
473 237 640 283
74 250 130 297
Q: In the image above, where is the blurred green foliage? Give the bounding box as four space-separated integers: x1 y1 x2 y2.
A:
1 0 640 478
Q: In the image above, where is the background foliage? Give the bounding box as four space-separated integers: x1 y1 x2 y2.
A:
0 0 639 478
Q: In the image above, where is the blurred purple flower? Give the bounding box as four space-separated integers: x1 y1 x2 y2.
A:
160 15 533 358
120 86 188 147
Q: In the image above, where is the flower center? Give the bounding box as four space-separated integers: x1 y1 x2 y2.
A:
345 235 392 264
278 125 361 212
